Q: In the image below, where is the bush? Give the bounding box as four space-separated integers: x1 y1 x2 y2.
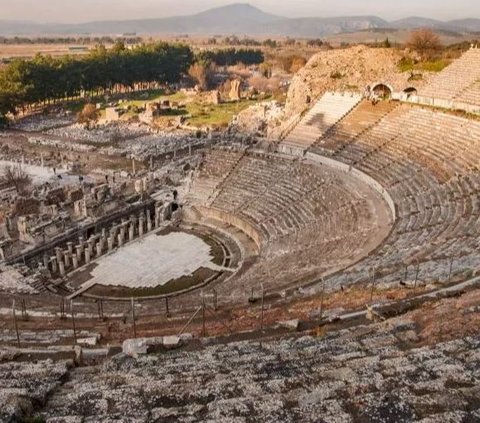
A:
330 71 344 80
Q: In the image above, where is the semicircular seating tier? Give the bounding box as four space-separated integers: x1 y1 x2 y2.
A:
311 102 480 289
187 147 394 297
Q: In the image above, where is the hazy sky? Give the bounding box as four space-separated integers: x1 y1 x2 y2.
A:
1 0 478 23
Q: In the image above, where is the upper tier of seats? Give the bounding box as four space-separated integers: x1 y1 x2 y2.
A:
418 47 480 105
312 103 480 288
279 92 362 154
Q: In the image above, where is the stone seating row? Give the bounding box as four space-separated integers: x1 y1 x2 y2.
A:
419 48 480 103
33 321 479 422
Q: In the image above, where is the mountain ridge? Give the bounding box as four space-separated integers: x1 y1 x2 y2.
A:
0 3 479 37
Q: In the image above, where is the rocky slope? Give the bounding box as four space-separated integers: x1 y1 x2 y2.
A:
283 46 424 119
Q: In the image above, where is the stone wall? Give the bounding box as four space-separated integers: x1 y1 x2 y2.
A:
196 205 263 250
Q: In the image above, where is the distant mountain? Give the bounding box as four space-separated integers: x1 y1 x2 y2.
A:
265 16 389 38
0 3 478 37
390 16 480 32
447 19 480 32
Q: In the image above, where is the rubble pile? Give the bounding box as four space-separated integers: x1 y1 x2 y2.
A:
231 101 284 136
0 358 71 423
28 136 96 152
103 133 206 161
0 265 39 294
13 115 74 132
47 122 150 144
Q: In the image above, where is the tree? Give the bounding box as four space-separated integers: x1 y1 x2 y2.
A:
77 103 99 126
188 62 216 91
3 164 32 195
407 29 441 60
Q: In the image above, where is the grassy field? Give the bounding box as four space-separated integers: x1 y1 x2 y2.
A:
398 57 452 73
100 90 260 128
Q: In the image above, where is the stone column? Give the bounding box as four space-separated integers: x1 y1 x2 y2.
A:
72 255 79 270
155 205 161 228
139 214 145 237
88 238 95 255
78 236 84 253
59 260 66 277
76 245 83 262
96 242 103 257
55 247 63 266
129 223 135 242
118 233 124 247
67 242 74 255
108 235 114 252
85 248 91 264
64 251 71 268
51 256 58 274
43 254 49 270
146 210 152 232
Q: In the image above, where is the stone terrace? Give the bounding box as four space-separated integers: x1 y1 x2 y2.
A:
33 319 480 422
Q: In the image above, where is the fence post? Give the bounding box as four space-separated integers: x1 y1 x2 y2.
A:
12 300 20 348
260 284 265 332
165 297 170 317
21 299 28 321
131 297 137 339
202 292 206 337
413 260 420 295
71 300 77 346
319 278 325 322
369 268 376 303
60 297 66 320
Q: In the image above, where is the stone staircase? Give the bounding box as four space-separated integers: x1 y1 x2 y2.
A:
278 92 362 156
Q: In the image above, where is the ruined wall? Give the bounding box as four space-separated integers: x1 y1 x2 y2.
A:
196 206 262 251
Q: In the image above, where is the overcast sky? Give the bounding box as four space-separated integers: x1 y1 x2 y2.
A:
1 0 478 23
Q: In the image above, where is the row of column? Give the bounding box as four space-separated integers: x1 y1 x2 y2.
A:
42 204 167 277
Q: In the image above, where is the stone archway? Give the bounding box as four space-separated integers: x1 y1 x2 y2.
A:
371 83 393 99
403 87 418 97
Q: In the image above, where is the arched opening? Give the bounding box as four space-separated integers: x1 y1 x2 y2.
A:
372 83 393 99
403 87 417 97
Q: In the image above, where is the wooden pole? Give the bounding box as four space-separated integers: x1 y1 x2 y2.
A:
21 299 27 321
260 283 265 332
319 278 325 321
202 293 206 337
165 297 170 317
12 300 20 348
413 261 420 295
370 268 376 302
131 297 137 339
71 301 77 345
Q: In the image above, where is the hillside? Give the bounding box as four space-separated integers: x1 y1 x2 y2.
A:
282 45 429 118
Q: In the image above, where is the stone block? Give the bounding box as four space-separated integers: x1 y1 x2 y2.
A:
122 337 163 358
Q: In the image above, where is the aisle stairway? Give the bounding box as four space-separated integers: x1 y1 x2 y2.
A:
279 92 362 156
